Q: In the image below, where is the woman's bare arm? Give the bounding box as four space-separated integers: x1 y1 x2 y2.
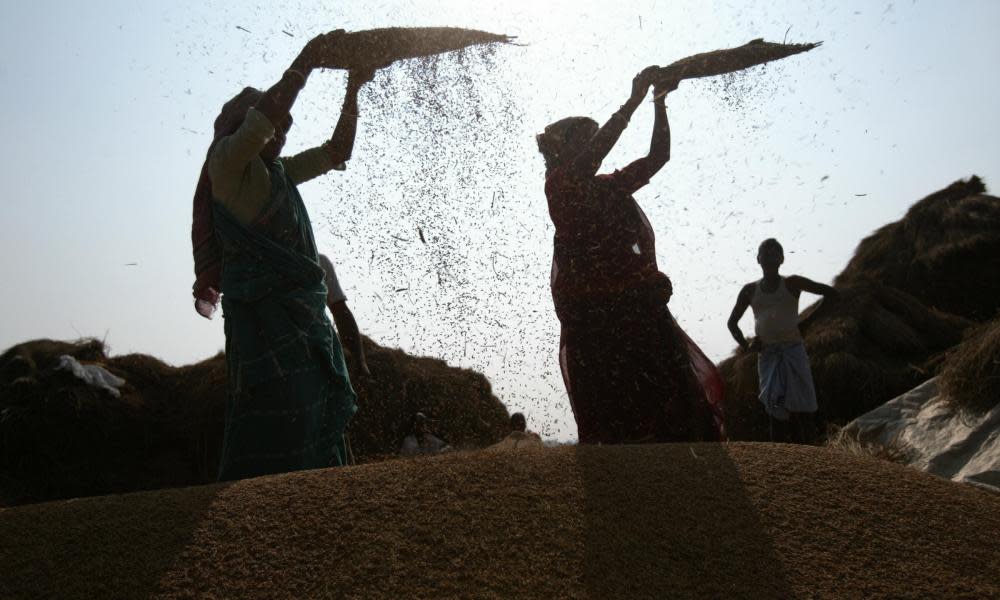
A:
567 66 660 177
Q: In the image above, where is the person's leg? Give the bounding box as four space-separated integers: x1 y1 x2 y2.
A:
562 332 613 444
791 411 818 445
758 350 784 442
771 415 791 443
218 376 312 481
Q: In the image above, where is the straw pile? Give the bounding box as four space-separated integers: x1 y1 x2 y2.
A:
2 444 997 599
719 177 998 440
939 317 1000 414
316 27 513 70
0 336 508 506
825 430 914 466
0 340 227 507
835 176 1000 321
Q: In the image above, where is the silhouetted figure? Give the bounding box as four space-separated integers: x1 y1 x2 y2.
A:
400 412 450 457
502 412 544 448
190 31 375 481
510 412 528 433
727 238 838 443
318 253 371 377
537 67 724 444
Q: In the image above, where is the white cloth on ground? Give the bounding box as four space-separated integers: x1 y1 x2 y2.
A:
55 355 126 398
400 433 449 457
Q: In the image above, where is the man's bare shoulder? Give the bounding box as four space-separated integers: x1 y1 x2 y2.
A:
784 275 810 291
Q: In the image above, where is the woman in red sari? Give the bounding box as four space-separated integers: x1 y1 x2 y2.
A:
537 67 724 444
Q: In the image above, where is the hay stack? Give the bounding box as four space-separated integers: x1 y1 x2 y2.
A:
720 283 969 440
656 38 821 84
3 444 998 599
939 317 1000 414
836 176 1000 321
0 338 105 381
0 340 226 507
0 337 508 506
317 27 513 70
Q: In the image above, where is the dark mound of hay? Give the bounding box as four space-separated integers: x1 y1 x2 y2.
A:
0 340 226 507
0 338 106 382
318 27 513 70
939 317 1000 414
0 337 508 506
720 284 970 440
3 444 998 599
836 176 1000 321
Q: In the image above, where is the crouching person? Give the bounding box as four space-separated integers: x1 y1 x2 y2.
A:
400 412 450 457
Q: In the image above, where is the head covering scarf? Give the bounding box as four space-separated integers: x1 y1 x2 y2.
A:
536 116 597 171
191 87 264 318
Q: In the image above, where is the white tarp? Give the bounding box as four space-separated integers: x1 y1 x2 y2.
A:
54 355 126 398
838 377 1000 493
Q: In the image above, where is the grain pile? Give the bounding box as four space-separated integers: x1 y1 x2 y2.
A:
1 444 997 599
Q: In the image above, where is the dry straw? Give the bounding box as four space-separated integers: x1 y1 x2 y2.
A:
0 336 508 506
939 317 1000 414
652 38 821 98
826 427 914 466
836 176 1000 321
313 27 513 70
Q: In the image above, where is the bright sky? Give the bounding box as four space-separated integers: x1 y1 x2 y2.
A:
1 0 998 439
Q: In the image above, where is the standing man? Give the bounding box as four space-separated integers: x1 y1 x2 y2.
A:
727 238 837 443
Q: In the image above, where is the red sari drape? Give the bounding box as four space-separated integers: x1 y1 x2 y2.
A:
546 160 725 443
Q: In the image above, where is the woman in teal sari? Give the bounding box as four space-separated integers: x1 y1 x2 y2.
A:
191 32 372 481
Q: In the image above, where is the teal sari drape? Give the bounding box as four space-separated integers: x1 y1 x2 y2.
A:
214 160 356 481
